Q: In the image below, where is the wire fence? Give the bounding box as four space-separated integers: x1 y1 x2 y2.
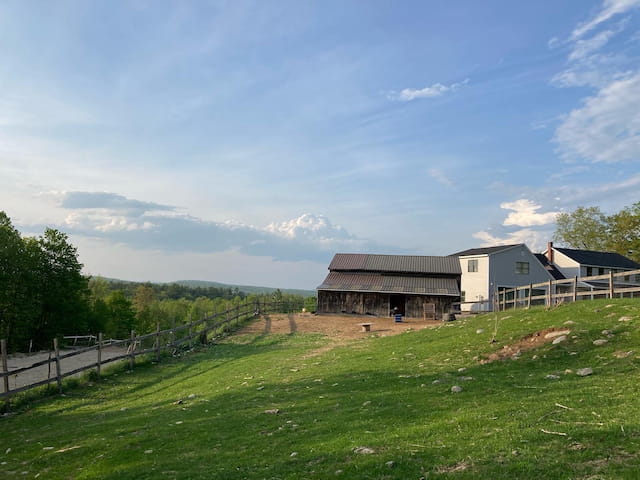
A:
1 299 302 410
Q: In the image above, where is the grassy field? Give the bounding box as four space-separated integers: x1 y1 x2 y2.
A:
1 298 639 479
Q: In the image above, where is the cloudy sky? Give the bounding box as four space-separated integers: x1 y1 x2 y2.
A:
1 0 639 289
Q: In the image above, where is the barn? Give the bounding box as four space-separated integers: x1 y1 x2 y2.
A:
317 253 461 319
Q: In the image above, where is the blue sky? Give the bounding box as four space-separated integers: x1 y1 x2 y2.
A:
1 0 639 289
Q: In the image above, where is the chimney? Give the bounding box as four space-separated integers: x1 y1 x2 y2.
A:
547 241 554 264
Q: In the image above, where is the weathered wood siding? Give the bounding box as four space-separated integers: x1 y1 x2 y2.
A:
318 291 456 318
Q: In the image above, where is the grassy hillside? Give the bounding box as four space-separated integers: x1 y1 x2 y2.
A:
1 299 639 479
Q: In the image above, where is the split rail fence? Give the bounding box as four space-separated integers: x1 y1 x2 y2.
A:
494 268 640 312
1 299 301 409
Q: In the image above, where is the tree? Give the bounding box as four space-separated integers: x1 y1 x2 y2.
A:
554 203 640 263
105 291 136 339
554 206 608 250
607 202 640 263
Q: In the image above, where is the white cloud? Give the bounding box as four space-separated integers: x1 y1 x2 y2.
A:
554 72 640 162
428 168 454 187
38 192 381 262
571 0 640 40
501 199 560 227
395 78 469 101
472 228 552 252
568 29 617 61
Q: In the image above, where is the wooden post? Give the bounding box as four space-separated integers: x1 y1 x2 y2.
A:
155 323 161 362
1 339 9 409
527 283 532 309
129 330 135 370
97 332 103 379
572 276 578 303
53 338 62 393
609 271 614 298
548 279 552 307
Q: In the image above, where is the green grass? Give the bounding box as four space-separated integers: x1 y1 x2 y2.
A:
1 298 639 479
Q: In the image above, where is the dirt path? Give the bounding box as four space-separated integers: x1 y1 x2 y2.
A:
2 346 127 393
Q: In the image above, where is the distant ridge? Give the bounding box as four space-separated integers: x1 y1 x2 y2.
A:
172 280 315 297
96 276 315 297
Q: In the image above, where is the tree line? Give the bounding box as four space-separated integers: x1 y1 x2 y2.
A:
554 201 640 263
0 212 314 353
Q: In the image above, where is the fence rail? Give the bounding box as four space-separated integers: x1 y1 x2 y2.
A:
1 300 301 409
494 268 640 312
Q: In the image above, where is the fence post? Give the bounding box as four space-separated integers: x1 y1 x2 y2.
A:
527 283 532 309
1 339 10 410
609 271 614 298
129 330 135 370
97 332 103 379
573 276 578 303
53 338 62 393
547 279 552 307
155 323 161 362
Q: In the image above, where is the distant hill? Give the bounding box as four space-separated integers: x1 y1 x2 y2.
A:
96 276 315 298
172 280 316 298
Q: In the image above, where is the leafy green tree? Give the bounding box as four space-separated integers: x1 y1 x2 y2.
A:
105 291 136 339
607 202 640 263
554 206 608 250
554 203 640 263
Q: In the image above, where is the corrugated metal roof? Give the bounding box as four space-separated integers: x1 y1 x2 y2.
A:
450 244 521 257
554 247 640 269
329 253 461 274
317 272 460 296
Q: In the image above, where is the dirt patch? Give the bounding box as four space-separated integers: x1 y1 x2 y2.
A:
240 313 441 339
480 327 572 364
238 313 442 355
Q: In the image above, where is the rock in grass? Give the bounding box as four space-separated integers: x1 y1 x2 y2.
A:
264 408 280 414
385 461 396 468
577 368 593 377
451 385 463 393
619 316 632 322
476 329 485 334
552 335 567 345
593 339 608 346
545 374 560 380
353 446 375 454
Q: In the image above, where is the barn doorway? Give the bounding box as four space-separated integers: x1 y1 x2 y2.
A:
389 294 406 316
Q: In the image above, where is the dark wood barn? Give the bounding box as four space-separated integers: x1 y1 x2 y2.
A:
317 253 461 319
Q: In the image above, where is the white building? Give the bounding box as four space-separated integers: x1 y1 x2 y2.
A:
452 244 553 312
542 242 640 286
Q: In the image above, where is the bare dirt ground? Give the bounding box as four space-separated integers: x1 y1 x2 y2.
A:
239 312 442 355
479 327 572 364
2 346 127 393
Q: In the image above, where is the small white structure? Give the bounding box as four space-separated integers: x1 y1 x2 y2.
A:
452 244 553 312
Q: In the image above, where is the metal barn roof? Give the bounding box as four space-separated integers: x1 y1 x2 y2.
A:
450 244 521 257
328 253 461 275
317 272 460 296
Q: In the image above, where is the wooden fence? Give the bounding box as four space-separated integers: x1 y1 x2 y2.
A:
1 299 301 410
495 269 640 311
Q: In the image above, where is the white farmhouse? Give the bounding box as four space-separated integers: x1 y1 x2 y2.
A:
452 244 553 312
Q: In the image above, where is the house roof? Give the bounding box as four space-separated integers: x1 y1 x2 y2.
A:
317 272 460 296
553 247 640 269
450 244 521 257
534 254 566 280
328 253 461 275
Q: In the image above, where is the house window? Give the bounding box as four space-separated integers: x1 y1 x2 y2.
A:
461 291 466 302
586 266 593 277
598 268 605 275
468 259 478 272
515 261 529 275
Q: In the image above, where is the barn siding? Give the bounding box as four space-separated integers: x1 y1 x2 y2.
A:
318 291 455 318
